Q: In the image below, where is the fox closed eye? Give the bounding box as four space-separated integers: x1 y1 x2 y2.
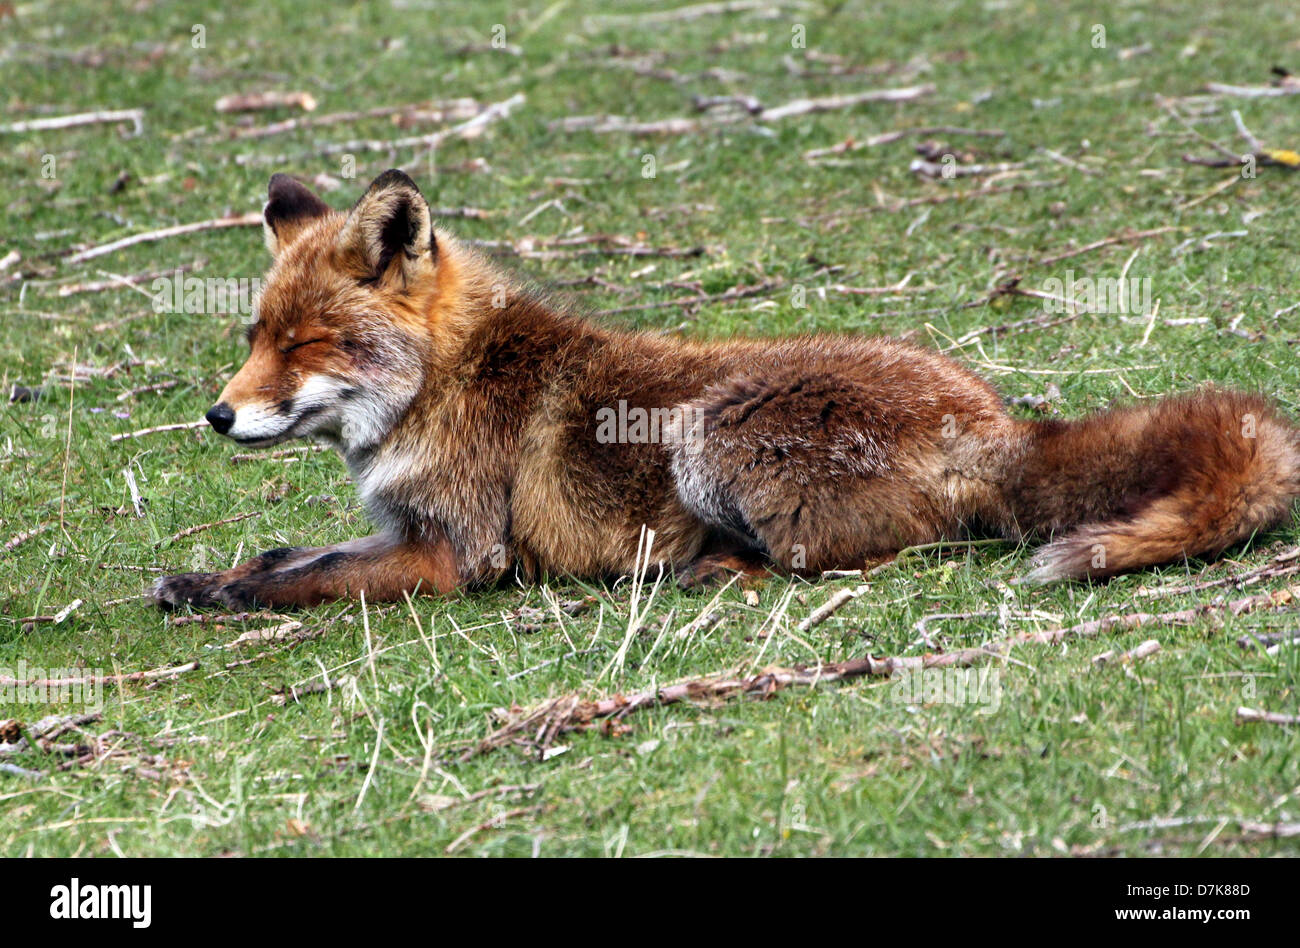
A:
280 338 327 354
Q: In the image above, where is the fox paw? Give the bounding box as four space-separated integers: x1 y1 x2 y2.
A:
212 579 265 611
677 552 770 590
151 572 225 610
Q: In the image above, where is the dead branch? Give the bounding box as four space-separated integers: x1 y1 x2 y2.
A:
162 511 260 544
116 380 179 401
803 126 1004 160
910 158 1025 179
462 584 1300 760
586 0 806 27
1033 226 1180 267
1236 707 1300 726
1138 545 1300 599
214 91 317 113
444 806 542 854
552 84 935 136
1092 639 1161 666
796 585 868 631
237 94 525 165
58 259 205 297
0 108 143 136
68 212 261 265
1206 80 1300 98
217 99 480 141
0 662 198 690
110 420 208 442
4 523 51 551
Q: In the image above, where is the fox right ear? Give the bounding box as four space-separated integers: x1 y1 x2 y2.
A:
336 169 436 289
263 174 332 258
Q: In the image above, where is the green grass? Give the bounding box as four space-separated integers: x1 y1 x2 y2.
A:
2 0 1300 856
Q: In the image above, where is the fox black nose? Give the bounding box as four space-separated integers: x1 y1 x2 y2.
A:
206 403 235 435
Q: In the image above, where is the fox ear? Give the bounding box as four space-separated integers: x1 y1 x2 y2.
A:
263 174 332 257
337 169 436 288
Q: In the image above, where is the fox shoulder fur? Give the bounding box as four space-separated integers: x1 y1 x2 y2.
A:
152 170 1300 609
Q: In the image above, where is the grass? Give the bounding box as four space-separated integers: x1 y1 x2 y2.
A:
2 0 1300 857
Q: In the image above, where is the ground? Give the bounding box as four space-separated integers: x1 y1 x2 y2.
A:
1 0 1299 856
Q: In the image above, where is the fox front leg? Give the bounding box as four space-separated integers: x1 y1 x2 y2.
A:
206 535 460 609
152 546 313 610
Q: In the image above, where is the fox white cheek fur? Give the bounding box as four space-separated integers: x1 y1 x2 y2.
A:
224 403 295 442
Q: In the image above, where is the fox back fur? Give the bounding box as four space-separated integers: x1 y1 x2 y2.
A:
152 170 1300 609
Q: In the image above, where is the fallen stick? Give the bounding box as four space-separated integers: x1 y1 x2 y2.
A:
117 380 179 401
1236 707 1300 726
1092 639 1161 666
162 511 260 544
0 663 198 689
111 420 208 442
68 212 261 265
803 126 1005 160
0 761 44 779
0 108 143 136
757 85 935 121
1205 81 1300 98
4 524 51 551
215 91 317 113
444 806 540 854
910 158 1025 178
586 0 803 26
462 584 1300 760
59 260 205 297
238 93 525 165
217 99 480 141
1034 226 1180 267
553 84 935 136
796 585 868 632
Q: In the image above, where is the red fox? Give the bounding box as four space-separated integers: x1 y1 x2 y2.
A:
153 170 1300 609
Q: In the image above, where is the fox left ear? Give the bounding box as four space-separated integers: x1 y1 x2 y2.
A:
337 169 436 288
263 174 332 258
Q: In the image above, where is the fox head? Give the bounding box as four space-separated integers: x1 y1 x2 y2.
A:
206 170 445 451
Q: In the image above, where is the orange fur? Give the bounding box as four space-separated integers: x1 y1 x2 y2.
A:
152 170 1300 610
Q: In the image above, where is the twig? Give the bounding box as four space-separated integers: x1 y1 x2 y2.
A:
0 108 143 136
162 511 260 544
1236 707 1300 726
1034 226 1180 267
215 91 317 113
67 212 261 265
216 99 480 141
1206 81 1300 98
59 260 205 297
237 94 526 165
552 84 935 136
0 662 199 689
461 583 1300 760
910 158 1025 179
110 420 208 442
4 524 51 551
803 126 1004 160
796 585 868 632
1092 639 1161 666
444 806 540 854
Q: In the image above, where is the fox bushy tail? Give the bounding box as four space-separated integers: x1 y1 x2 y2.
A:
999 389 1300 583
